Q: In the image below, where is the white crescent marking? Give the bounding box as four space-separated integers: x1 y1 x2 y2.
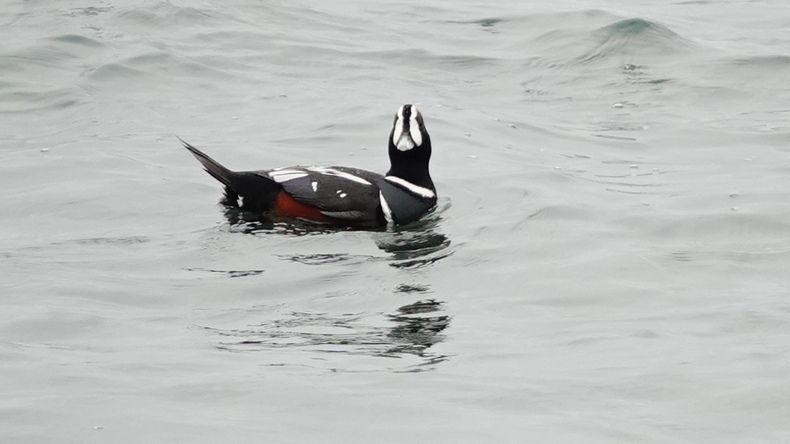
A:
379 191 394 225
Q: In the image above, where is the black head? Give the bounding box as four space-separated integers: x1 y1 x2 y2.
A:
387 104 434 189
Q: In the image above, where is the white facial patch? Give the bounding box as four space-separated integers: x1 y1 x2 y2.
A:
392 105 422 151
385 176 435 199
306 167 372 185
392 106 405 147
408 105 422 146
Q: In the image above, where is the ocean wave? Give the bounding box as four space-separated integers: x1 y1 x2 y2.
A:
575 18 693 65
114 4 225 27
86 61 147 82
85 50 242 84
521 16 695 71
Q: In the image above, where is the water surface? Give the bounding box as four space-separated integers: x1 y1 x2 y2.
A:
2 1 790 442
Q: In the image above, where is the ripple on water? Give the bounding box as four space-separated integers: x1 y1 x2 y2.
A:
284 253 371 266
62 6 113 17
273 221 453 268
730 54 790 68
375 202 454 268
185 267 264 278
670 248 790 264
49 34 103 48
375 229 453 269
356 48 499 69
0 86 85 113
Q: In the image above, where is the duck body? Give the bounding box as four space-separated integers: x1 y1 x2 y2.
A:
182 104 436 228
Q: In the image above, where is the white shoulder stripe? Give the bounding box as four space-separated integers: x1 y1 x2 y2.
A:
384 176 435 199
269 170 308 183
307 167 372 185
379 191 394 225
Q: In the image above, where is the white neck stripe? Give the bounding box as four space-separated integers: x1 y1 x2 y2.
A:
384 176 435 199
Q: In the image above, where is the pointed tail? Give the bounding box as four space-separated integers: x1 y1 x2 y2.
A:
178 137 283 211
178 137 233 186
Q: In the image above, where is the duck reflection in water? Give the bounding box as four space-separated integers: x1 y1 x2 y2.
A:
204 206 452 371
205 298 450 372
372 204 452 268
385 298 449 360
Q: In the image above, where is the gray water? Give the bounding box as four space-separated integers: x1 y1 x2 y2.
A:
2 0 790 442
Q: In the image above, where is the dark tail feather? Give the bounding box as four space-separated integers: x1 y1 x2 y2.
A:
178 137 281 213
178 136 233 186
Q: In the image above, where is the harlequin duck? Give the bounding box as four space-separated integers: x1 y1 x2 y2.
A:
182 104 436 227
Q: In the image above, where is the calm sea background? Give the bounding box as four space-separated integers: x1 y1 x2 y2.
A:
2 0 790 442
